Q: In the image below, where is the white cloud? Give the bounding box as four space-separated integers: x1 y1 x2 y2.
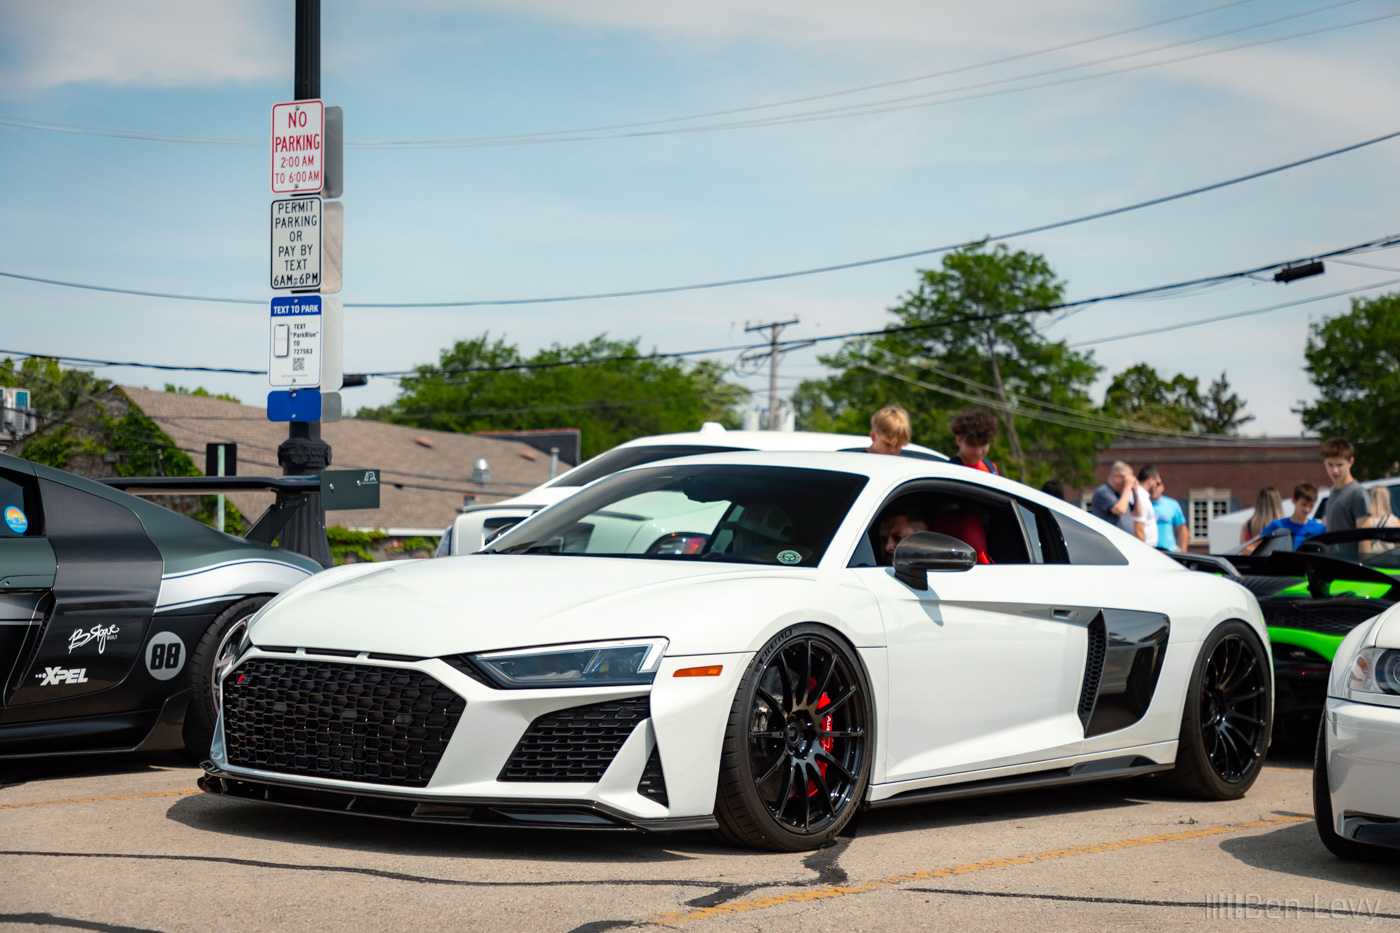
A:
0 0 283 93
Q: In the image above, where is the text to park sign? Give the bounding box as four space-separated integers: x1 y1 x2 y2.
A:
271 100 324 194
268 296 322 388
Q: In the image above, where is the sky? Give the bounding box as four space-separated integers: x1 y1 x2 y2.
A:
2 0 1399 439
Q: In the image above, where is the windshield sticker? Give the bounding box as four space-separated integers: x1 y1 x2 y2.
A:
4 506 27 534
69 624 120 655
777 549 802 565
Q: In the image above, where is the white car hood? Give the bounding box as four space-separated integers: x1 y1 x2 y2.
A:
249 555 806 657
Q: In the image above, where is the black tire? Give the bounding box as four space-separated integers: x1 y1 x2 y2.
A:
180 595 269 761
1313 718 1400 862
714 624 873 851
1165 620 1271 799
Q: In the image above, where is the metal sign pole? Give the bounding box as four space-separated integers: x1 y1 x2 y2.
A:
275 0 334 568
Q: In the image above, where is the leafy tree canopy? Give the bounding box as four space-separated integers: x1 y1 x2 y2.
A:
793 243 1103 485
1101 364 1252 435
1300 292 1400 478
0 356 111 415
358 334 749 460
163 383 242 404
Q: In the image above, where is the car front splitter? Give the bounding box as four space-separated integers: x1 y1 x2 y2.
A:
198 763 719 833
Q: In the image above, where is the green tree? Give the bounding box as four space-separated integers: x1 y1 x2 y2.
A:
1101 364 1252 435
793 243 1104 485
1300 292 1400 477
1196 372 1253 435
163 383 242 404
1101 363 1201 431
0 356 112 416
359 335 749 460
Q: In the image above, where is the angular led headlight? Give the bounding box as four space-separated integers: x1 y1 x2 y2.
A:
470 638 668 688
1347 647 1400 696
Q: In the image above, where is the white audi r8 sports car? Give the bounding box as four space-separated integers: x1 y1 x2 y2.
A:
202 452 1272 851
1315 603 1400 862
437 424 947 555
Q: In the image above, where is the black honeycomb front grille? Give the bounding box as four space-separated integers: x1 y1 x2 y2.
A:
1077 614 1108 731
1261 600 1385 637
500 696 649 782
223 658 466 788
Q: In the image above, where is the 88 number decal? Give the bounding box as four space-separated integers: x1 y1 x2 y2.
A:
145 632 186 681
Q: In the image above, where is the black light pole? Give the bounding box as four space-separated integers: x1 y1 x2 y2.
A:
277 0 334 568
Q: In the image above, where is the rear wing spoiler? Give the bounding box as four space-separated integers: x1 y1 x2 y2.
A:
1165 552 1244 581
1170 547 1398 601
99 475 323 551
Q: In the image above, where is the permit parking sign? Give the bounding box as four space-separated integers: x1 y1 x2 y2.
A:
269 296 322 387
270 196 321 289
271 100 324 194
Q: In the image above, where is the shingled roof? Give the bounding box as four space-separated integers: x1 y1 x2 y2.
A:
121 386 559 533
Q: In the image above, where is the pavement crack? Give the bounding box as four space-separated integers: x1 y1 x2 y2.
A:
0 913 168 932
0 849 765 897
801 835 851 886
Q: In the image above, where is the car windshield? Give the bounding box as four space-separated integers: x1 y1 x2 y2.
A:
489 464 867 567
546 444 743 488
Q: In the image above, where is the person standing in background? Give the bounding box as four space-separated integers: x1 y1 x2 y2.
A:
1261 482 1325 549
949 408 1000 475
866 406 911 456
1322 437 1371 532
1090 462 1138 533
1241 486 1284 543
1139 465 1187 552
1361 486 1398 556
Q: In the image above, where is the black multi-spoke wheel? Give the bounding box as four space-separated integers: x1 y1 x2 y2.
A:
180 595 269 762
715 625 872 851
1166 621 1271 799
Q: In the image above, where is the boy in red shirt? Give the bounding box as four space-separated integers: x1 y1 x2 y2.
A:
950 408 999 475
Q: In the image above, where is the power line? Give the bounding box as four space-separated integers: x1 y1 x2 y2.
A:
1066 277 1400 347
4 232 1398 381
3 128 1397 310
563 4 1396 144
0 0 1373 150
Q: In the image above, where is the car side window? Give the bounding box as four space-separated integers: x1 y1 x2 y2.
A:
1053 511 1128 565
0 468 42 538
858 485 1031 567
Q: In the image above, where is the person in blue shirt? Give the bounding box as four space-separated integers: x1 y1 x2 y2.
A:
1139 465 1187 552
1260 482 1326 548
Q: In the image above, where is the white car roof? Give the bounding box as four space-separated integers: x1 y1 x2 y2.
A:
605 427 946 458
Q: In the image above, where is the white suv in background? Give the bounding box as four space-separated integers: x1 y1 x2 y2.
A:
436 423 947 556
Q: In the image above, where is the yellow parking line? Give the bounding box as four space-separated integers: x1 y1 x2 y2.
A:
647 815 1310 924
0 789 199 810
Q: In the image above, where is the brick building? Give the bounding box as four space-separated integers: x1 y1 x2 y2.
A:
1071 437 1329 549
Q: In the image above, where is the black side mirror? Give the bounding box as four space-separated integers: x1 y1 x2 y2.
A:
893 531 977 590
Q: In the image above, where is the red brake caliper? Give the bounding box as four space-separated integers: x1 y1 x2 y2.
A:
807 679 834 797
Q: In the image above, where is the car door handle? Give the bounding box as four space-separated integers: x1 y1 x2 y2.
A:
1052 608 1074 620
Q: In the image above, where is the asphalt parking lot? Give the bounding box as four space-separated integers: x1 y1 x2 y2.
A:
2 734 1396 932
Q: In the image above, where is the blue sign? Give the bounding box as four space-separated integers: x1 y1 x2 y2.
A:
269 296 322 388
267 388 322 422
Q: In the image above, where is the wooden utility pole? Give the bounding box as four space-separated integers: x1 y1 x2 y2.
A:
743 319 800 429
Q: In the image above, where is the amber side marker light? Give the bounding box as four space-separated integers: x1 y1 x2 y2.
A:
674 665 723 678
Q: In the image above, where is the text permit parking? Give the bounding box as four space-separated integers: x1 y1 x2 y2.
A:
271 100 324 194
270 197 321 289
